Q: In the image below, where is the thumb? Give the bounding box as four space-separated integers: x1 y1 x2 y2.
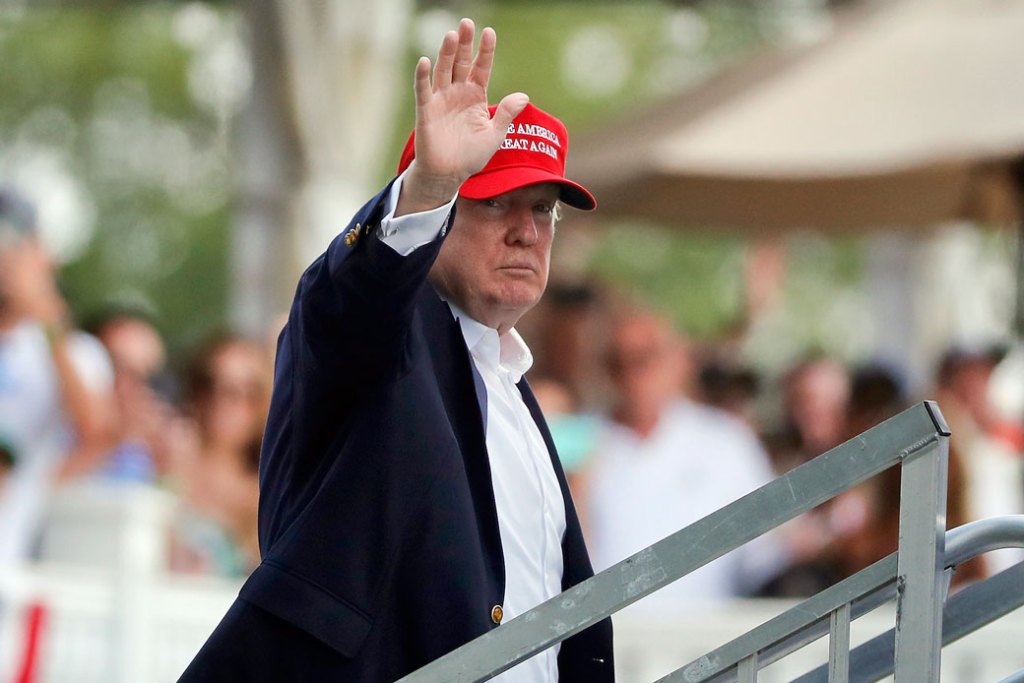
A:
491 92 529 137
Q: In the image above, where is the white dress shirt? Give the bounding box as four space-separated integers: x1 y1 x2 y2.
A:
378 173 565 681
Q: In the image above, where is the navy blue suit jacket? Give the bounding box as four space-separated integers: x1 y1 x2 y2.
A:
181 182 614 681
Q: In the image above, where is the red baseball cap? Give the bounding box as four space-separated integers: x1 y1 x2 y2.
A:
396 102 596 211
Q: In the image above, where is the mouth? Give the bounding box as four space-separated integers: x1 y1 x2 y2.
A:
498 264 536 276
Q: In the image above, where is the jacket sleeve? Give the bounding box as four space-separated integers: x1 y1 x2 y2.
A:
258 181 455 549
293 184 452 398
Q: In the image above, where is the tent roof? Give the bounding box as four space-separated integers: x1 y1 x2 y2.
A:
569 0 1024 232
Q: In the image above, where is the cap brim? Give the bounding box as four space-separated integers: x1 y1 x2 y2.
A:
459 167 596 211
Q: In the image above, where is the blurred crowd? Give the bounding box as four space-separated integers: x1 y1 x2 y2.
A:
521 278 1023 613
2 188 1022 607
1 189 270 577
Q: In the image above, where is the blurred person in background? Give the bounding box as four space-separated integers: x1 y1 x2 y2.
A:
760 364 984 597
531 375 601 533
168 333 269 577
582 306 786 611
764 355 850 474
761 365 905 597
691 239 782 433
0 188 115 563
523 281 608 409
936 345 1023 572
86 307 179 483
845 365 984 585
698 359 762 432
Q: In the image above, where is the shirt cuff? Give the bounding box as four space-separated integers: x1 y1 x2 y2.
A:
377 170 457 257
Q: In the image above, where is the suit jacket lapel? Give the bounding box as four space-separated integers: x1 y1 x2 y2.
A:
418 286 504 593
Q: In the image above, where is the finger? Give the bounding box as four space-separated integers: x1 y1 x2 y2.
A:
452 18 475 82
432 30 458 90
413 56 432 108
468 26 496 88
492 92 530 136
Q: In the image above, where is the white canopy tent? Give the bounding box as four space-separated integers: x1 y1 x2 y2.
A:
570 0 1024 234
569 0 1024 388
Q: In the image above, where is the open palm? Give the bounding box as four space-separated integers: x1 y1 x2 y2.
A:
403 19 528 209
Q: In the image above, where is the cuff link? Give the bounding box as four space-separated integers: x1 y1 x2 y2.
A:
490 604 503 625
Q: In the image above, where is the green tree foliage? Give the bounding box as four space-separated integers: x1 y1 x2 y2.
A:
2 0 856 358
0 5 236 354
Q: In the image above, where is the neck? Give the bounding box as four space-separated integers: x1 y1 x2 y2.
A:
431 284 522 335
456 303 521 336
613 402 665 440
0 312 21 334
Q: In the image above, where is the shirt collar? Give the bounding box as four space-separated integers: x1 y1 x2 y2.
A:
445 302 534 382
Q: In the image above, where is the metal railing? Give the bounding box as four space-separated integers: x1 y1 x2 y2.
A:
400 401 1023 682
691 516 1024 683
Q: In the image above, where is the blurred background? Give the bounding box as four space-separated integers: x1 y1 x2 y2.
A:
0 0 1022 680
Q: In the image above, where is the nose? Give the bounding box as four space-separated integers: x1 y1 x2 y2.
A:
505 206 539 246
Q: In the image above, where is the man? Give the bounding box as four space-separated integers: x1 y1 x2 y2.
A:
583 308 785 610
0 189 115 562
181 19 613 682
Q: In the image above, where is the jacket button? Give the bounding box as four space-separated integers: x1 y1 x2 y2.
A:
490 604 503 625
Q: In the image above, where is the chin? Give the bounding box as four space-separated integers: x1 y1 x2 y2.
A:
498 282 544 308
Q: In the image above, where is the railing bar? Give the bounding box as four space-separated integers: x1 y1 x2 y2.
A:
662 558 897 683
668 519 1024 683
622 461 1024 682
944 516 1024 567
893 439 947 682
399 403 946 683
997 668 1024 683
828 604 850 683
737 653 758 683
737 573 894 677
792 560 1024 683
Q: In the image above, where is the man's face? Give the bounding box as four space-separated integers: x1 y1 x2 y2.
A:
430 183 559 332
607 314 687 409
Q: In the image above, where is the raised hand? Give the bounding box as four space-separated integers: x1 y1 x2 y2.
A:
0 240 67 327
396 19 529 216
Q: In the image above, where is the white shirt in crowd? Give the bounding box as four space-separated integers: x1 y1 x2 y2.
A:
378 173 565 681
0 323 113 563
586 399 786 615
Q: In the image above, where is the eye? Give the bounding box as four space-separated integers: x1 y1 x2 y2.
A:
484 199 502 209
533 203 554 214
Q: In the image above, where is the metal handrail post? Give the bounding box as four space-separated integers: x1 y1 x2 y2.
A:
678 518 1024 683
892 402 949 681
793 560 1024 683
828 603 851 682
